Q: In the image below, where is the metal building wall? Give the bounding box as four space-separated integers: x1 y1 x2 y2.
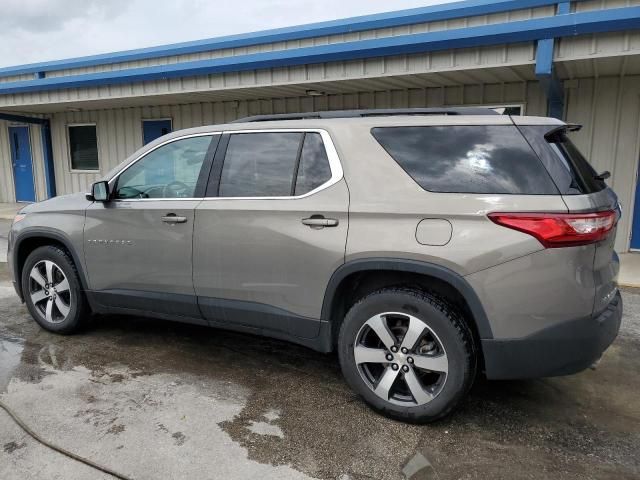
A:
42 4 556 79
564 75 640 252
0 120 47 203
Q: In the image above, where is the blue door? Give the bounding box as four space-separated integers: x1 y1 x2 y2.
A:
142 119 172 145
9 126 36 202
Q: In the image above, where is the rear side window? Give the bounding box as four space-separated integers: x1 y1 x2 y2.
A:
371 125 559 195
218 132 333 197
519 126 606 195
219 132 303 197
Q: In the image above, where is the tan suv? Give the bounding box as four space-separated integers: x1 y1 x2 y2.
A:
8 108 622 422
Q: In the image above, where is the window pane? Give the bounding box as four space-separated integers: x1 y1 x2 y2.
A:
219 132 303 197
294 133 332 195
371 125 558 195
69 125 99 170
519 126 606 195
115 136 212 199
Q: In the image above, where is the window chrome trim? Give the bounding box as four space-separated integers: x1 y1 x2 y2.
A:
107 132 219 202
107 128 344 202
203 128 344 201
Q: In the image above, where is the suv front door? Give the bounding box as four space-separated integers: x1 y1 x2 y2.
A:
193 130 348 338
84 133 218 320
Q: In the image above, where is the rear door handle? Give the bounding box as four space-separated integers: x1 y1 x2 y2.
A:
302 216 339 228
162 213 188 224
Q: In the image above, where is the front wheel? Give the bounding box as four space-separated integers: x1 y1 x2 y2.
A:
338 287 476 423
21 245 89 334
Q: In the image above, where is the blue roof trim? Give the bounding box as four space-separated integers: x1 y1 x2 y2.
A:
1 6 639 96
0 0 562 77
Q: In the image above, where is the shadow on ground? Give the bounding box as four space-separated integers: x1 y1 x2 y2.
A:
1 262 638 479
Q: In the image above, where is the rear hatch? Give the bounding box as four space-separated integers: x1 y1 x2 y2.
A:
516 120 620 315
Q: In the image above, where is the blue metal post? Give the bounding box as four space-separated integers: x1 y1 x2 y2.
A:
535 2 571 119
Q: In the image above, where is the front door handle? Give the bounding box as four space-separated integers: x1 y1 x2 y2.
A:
162 213 188 224
302 215 339 228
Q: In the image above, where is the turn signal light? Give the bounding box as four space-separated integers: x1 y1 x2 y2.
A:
488 210 616 248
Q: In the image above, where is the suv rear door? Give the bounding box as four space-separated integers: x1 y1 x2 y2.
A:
84 133 218 320
516 121 620 315
193 129 348 338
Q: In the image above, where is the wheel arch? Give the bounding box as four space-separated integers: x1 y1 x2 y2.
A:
321 258 493 349
13 228 89 300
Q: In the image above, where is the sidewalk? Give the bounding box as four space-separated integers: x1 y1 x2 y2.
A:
619 253 640 288
0 203 23 220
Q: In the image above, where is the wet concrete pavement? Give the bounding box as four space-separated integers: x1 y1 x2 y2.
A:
0 261 639 480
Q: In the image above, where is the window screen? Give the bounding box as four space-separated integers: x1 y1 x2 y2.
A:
69 125 99 170
219 132 303 197
294 133 332 195
115 135 212 199
371 125 559 195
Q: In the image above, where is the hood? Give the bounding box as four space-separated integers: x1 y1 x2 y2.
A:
19 192 92 214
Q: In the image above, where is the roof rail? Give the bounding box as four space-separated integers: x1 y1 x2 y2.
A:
232 107 500 123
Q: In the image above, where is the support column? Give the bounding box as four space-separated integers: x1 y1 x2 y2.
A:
535 2 570 119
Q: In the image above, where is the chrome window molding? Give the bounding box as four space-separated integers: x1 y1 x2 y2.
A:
107 128 344 202
202 128 344 201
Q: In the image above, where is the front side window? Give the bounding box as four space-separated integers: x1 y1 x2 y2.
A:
372 125 559 195
68 125 99 171
115 135 212 199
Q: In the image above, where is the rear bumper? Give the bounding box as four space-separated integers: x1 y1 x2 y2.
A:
482 291 622 380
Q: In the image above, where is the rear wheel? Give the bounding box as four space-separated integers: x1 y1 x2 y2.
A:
21 246 89 334
338 287 476 423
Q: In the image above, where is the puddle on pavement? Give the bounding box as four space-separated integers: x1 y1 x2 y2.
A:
1 268 639 479
0 336 24 392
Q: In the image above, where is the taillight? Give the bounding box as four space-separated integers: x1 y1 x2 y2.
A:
487 210 616 248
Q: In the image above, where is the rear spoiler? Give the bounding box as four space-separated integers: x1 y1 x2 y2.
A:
544 123 582 140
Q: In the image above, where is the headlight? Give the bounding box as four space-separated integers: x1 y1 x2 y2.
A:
12 213 26 224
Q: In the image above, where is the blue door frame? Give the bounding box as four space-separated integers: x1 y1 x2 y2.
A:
142 119 172 145
9 125 36 202
631 165 640 249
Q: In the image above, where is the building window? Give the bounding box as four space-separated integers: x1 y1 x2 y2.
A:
68 124 99 171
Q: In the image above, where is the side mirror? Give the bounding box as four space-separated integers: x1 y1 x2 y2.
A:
88 181 110 202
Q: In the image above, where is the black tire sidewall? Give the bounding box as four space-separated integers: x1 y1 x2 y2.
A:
338 289 473 423
21 246 85 334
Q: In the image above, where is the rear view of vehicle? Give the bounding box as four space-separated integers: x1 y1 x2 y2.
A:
336 113 622 423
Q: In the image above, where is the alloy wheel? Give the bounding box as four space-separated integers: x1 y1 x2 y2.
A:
28 260 72 324
354 312 448 406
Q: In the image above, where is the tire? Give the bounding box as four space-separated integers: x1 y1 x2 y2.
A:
21 245 89 334
338 287 476 423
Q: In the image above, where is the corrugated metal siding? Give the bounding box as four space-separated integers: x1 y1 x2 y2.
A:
564 74 640 252
0 43 541 110
43 5 555 79
575 0 640 12
0 73 34 84
46 80 544 195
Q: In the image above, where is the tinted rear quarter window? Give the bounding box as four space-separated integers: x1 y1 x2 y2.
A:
518 125 606 195
371 125 559 195
295 133 332 195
